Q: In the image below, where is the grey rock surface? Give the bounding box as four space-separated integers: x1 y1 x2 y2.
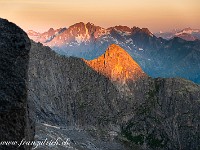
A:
29 42 147 150
0 18 33 150
28 41 200 150
122 78 200 150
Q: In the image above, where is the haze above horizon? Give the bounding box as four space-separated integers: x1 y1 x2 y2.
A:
1 0 200 33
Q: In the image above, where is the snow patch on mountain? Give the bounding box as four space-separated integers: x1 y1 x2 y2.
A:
75 34 87 44
139 48 143 51
96 28 109 38
114 28 131 36
126 39 133 44
84 23 90 40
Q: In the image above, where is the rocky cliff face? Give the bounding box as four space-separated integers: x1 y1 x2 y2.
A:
121 78 200 149
29 42 142 128
84 44 146 83
29 42 135 150
0 18 33 150
29 41 200 149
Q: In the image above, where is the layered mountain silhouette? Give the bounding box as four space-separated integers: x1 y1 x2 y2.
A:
155 27 200 41
27 23 200 84
1 18 200 150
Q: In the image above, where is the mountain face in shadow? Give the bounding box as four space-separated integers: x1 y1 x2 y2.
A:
27 23 200 84
29 40 200 149
0 18 33 150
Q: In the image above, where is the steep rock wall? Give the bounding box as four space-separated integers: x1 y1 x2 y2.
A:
0 18 33 150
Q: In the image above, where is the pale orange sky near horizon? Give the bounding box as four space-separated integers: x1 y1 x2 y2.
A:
0 0 200 33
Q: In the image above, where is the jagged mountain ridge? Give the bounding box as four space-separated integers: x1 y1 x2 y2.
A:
29 40 200 149
155 27 200 41
27 23 200 84
28 23 148 46
27 27 67 44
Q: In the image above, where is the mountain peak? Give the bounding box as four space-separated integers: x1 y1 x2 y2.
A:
48 28 54 32
86 22 95 26
104 44 132 57
27 30 40 36
183 27 192 30
73 22 85 27
110 25 132 33
105 44 126 52
141 28 152 35
132 27 154 37
84 44 147 83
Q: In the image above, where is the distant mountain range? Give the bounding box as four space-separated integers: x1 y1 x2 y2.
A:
27 23 200 84
155 27 200 41
1 18 200 150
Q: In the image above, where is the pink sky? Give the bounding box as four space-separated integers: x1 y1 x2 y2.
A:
1 0 200 32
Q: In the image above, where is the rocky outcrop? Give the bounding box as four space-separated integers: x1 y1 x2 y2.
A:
0 18 33 149
84 44 146 83
29 42 200 149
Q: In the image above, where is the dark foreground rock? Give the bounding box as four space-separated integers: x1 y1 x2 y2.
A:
0 18 33 150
